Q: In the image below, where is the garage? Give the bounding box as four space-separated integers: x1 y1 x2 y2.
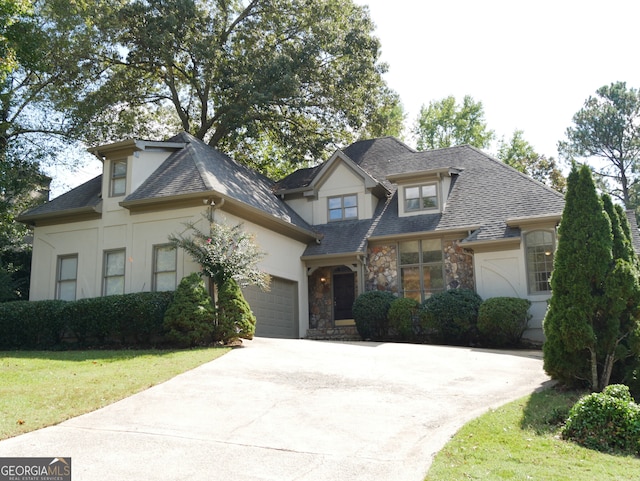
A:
242 276 299 338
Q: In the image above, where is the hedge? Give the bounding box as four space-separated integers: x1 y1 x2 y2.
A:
0 291 174 349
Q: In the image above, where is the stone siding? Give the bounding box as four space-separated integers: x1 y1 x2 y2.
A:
308 267 333 330
305 240 475 340
444 240 475 290
365 245 398 293
306 266 360 340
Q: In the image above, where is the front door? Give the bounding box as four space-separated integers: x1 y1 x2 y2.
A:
333 270 355 321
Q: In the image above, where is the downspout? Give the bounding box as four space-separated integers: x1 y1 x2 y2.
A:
207 197 225 221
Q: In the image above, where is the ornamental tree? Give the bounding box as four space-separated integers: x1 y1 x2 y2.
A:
169 212 270 291
169 212 269 342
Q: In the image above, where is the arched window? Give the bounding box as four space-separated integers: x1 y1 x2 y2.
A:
525 230 555 293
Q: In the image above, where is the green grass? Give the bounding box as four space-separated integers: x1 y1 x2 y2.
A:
0 348 230 440
425 387 640 480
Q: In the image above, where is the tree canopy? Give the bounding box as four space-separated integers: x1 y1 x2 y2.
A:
412 95 494 151
497 130 566 192
47 0 394 170
559 81 640 209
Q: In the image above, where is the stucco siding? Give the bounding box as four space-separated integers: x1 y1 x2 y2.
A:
474 247 550 344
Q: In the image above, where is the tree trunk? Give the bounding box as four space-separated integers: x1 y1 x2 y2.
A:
600 352 616 392
589 347 599 391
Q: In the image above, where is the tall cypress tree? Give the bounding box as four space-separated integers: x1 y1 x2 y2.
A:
601 195 640 390
543 164 613 389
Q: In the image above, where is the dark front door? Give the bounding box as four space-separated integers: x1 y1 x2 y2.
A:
333 271 355 320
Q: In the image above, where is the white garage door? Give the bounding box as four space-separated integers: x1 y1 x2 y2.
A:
242 277 298 339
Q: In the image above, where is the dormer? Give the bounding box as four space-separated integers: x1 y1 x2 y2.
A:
88 139 186 209
276 150 389 225
386 167 463 217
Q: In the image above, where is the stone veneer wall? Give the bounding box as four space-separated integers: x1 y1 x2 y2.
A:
305 241 475 340
365 241 474 294
443 240 475 290
308 267 332 330
306 267 360 340
365 245 399 293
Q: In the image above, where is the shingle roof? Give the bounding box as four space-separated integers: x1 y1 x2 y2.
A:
390 145 566 242
625 210 640 254
276 136 415 192
20 133 567 256
20 132 316 235
17 175 103 224
124 133 315 232
302 143 565 256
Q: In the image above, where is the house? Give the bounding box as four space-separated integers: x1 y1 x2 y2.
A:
19 132 567 343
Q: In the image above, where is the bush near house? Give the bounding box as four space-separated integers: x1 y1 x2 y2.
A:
477 297 531 348
421 289 483 345
562 384 640 456
353 290 396 340
0 292 174 349
353 289 533 348
387 297 420 340
216 278 256 343
163 273 215 348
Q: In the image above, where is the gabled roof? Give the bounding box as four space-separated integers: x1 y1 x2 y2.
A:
273 148 389 198
275 136 415 194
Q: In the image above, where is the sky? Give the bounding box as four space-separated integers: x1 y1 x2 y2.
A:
52 0 639 197
354 0 640 158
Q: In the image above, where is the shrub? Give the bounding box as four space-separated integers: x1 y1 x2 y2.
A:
421 289 483 345
562 384 640 455
216 278 256 343
0 292 174 349
163 273 215 347
352 290 396 340
0 300 67 349
114 291 174 344
477 297 531 347
388 297 420 340
63 296 115 345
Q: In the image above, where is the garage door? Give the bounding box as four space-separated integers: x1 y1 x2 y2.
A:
242 277 298 338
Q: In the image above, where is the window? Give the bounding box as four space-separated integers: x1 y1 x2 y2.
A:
56 255 78 301
404 183 438 212
328 194 358 221
110 160 127 196
525 230 555 293
103 249 125 296
399 239 444 301
153 245 177 292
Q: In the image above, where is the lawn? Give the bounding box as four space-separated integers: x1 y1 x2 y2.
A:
0 348 230 440
425 386 640 480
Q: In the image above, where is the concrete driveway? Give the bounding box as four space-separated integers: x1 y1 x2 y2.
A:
0 338 550 481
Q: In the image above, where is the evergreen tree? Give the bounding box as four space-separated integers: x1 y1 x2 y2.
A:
544 165 640 391
543 164 613 389
163 272 215 347
216 278 256 343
